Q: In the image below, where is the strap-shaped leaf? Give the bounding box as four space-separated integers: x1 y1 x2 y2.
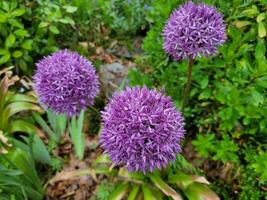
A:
127 185 139 200
9 119 40 135
109 183 129 200
4 102 42 119
142 184 156 200
150 173 183 200
183 183 219 200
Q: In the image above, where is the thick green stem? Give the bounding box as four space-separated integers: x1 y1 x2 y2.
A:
182 58 193 112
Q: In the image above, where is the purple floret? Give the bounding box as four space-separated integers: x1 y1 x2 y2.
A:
162 1 226 61
33 49 99 116
100 86 185 173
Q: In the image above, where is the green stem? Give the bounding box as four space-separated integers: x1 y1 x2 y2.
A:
182 58 193 112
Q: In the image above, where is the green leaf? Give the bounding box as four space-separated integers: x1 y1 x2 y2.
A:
4 102 42 119
150 173 182 200
9 119 39 135
14 29 28 37
184 183 219 200
199 88 211 99
142 184 156 200
257 13 266 23
63 5 78 13
258 22 266 38
49 25 60 34
69 110 85 159
0 12 7 23
233 21 251 29
33 112 58 142
0 51 11 64
251 90 264 106
38 21 49 28
12 50 23 58
199 76 209 89
109 183 129 200
5 34 16 48
21 39 33 50
31 134 52 165
192 134 215 157
11 8 26 17
127 185 140 200
6 93 37 104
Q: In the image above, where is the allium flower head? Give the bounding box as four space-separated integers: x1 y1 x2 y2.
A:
100 86 185 173
163 1 226 61
33 49 99 116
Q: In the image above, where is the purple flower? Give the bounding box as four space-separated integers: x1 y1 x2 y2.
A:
100 86 185 173
162 1 226 61
33 50 99 116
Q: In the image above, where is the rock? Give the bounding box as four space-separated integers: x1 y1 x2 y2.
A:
99 62 129 98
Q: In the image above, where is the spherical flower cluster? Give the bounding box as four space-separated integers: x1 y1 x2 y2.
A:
100 86 185 173
162 1 226 61
33 49 99 116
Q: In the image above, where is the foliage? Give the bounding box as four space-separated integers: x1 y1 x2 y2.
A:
33 109 67 143
0 148 44 200
129 0 267 197
92 154 219 200
69 110 86 160
0 0 77 73
0 68 42 134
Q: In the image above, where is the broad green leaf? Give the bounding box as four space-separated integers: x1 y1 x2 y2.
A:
49 26 60 34
150 173 182 200
63 5 77 13
257 13 266 22
127 185 140 200
21 39 33 50
11 8 26 17
251 90 264 106
0 51 11 65
199 76 209 89
233 21 251 29
0 13 7 23
14 29 28 37
109 183 129 200
38 21 49 28
12 50 23 58
5 34 16 48
198 88 211 100
258 22 266 38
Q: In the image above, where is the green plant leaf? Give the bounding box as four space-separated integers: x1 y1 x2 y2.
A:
12 50 23 58
150 173 182 200
5 34 16 48
21 39 33 50
63 5 77 13
4 102 42 119
142 184 156 200
127 185 140 200
49 26 60 34
11 8 26 17
183 183 219 200
258 22 266 38
0 51 11 64
109 183 129 200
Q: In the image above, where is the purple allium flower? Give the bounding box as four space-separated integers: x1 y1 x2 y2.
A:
33 49 99 116
162 1 226 61
100 86 185 173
